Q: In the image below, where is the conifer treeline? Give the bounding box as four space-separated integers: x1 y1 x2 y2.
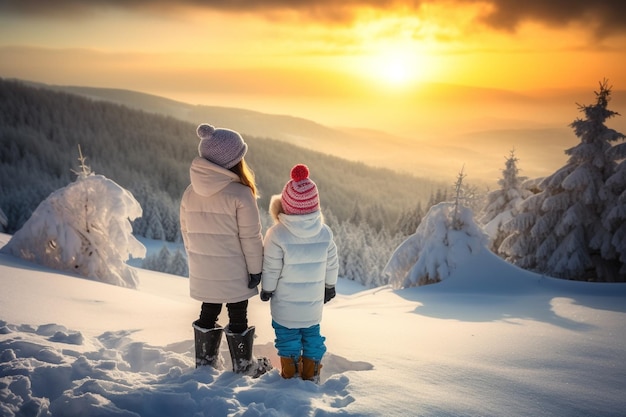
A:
0 78 443 240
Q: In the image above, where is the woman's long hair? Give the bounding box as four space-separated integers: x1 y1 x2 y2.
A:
230 159 258 197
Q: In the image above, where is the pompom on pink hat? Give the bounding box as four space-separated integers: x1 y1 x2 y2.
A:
281 164 320 215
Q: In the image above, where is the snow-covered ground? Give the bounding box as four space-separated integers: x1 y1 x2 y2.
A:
1 232 626 416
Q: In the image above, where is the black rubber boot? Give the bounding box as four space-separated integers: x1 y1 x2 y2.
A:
193 320 224 369
225 326 273 378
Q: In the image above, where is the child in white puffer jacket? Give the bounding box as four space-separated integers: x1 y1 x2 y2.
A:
260 164 339 383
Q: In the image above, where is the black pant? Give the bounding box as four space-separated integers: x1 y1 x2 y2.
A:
197 300 248 333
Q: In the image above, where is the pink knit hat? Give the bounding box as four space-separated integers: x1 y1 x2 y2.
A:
197 123 247 169
281 164 319 215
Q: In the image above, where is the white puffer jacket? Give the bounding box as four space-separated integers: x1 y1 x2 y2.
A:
180 157 263 303
262 196 339 329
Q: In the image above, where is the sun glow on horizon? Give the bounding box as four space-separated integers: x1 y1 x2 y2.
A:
376 51 415 86
358 43 444 91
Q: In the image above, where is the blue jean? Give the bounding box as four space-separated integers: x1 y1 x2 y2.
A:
272 320 327 361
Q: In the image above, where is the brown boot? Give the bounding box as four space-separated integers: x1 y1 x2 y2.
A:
279 356 301 379
301 357 322 383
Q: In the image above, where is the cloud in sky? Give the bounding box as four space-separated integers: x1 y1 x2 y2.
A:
1 0 625 36
479 0 626 38
1 0 624 120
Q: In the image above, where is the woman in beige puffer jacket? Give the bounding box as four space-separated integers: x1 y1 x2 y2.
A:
180 123 270 376
181 156 262 303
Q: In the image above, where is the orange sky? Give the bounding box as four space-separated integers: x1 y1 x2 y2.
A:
1 0 626 181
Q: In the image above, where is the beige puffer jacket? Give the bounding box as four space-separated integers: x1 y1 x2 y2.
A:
180 157 263 303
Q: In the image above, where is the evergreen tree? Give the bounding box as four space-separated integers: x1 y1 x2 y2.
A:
143 200 165 241
141 252 159 271
161 202 179 242
0 207 7 232
327 216 402 288
155 245 172 272
428 188 448 208
141 245 166 273
168 248 189 276
602 117 626 280
364 203 385 233
501 80 626 281
480 149 532 254
348 200 364 226
394 202 424 236
341 225 367 282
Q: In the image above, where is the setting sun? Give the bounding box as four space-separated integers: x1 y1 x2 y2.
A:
359 44 429 89
377 51 415 86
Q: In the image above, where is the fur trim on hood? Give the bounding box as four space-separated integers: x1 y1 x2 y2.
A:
269 194 284 224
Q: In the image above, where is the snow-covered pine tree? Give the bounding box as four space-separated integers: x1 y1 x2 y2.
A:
500 80 626 281
394 203 424 236
161 204 180 242
348 200 364 226
141 245 170 273
0 207 7 232
155 245 172 272
360 224 403 287
384 167 488 288
142 196 165 240
480 149 533 254
141 252 158 272
328 214 403 288
168 248 189 276
602 117 626 281
0 145 146 288
339 224 368 282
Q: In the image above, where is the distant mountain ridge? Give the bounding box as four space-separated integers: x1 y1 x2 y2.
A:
26 79 474 181
23 80 370 161
18 78 626 186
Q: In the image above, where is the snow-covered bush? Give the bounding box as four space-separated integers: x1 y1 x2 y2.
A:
384 202 488 288
1 151 146 288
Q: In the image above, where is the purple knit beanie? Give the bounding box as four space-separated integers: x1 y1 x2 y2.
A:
197 123 248 169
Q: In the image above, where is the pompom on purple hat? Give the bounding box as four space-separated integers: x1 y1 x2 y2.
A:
197 123 248 169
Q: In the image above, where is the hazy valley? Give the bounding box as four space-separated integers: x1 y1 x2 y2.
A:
26 79 626 187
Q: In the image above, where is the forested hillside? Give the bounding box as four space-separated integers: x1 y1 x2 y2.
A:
0 78 444 240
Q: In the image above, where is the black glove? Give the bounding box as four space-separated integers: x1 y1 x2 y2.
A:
248 273 262 289
260 290 273 302
324 286 336 303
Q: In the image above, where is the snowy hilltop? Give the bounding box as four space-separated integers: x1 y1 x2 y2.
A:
1 233 626 417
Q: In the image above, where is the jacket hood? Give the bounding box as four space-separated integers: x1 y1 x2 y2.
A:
280 211 324 238
189 157 240 197
268 194 323 238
